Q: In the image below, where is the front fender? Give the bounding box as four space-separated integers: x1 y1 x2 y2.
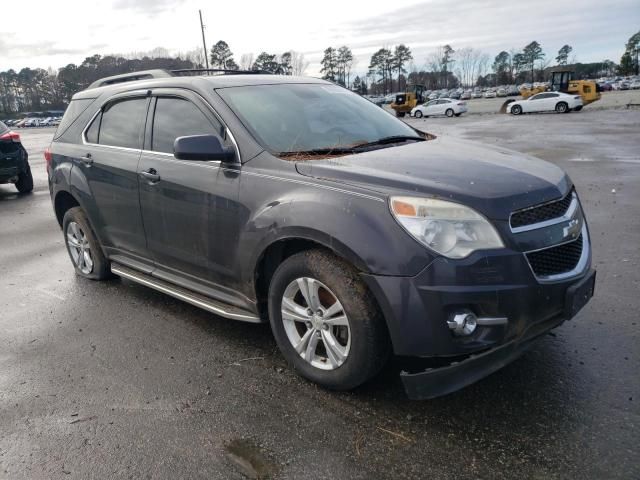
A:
236 162 435 295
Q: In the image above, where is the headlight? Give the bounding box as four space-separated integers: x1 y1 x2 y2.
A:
390 196 504 259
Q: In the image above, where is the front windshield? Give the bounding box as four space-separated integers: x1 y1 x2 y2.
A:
217 83 418 153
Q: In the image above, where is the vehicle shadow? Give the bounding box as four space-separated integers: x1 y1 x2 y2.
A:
0 185 33 201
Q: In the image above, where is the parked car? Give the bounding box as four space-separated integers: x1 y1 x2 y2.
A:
471 90 483 99
507 91 583 114
630 80 640 90
461 91 472 100
428 92 439 100
0 121 33 193
411 99 467 118
24 118 40 127
507 86 520 96
47 71 595 399
496 88 507 97
483 90 497 98
449 91 461 99
598 82 613 92
619 82 630 90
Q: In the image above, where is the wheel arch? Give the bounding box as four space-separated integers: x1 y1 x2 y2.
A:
53 189 81 227
253 231 370 317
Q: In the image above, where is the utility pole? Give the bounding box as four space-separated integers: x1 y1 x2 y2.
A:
199 10 209 69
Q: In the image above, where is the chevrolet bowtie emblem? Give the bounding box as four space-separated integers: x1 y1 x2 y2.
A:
563 217 581 239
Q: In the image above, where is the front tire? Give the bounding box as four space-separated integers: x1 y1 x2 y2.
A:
15 166 33 194
414 110 423 118
62 207 111 280
445 108 454 117
511 104 522 115
268 249 389 390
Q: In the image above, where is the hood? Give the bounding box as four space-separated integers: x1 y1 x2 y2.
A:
295 137 570 220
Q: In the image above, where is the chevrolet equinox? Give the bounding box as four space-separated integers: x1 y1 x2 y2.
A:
47 70 595 399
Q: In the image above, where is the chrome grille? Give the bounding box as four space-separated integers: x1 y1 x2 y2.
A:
511 190 574 229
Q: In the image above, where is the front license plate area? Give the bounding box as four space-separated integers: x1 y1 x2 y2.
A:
565 270 596 319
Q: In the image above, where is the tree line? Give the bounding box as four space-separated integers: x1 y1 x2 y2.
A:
1 31 637 116
0 42 309 116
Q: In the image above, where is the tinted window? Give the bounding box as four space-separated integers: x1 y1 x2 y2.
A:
85 112 101 144
54 98 95 139
151 97 220 154
99 98 147 149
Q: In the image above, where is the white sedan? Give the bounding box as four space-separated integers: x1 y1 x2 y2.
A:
411 98 468 118
507 91 583 114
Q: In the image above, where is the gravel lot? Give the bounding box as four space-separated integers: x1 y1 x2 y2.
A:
1 104 639 479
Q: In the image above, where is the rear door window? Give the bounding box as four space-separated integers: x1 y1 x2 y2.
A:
151 97 222 154
99 98 147 149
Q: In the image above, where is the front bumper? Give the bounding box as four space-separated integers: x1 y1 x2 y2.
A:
401 269 595 399
361 244 595 398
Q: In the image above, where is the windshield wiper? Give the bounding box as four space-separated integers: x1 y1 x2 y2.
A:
351 135 425 149
278 135 426 157
278 147 356 157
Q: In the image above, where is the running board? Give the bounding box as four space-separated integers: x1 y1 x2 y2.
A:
111 263 262 323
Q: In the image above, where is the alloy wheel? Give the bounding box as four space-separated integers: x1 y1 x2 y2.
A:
66 221 94 274
281 277 351 370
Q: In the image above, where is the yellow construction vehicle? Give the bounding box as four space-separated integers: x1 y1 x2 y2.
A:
501 69 601 112
391 84 427 117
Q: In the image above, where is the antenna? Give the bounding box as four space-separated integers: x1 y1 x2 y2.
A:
199 10 209 69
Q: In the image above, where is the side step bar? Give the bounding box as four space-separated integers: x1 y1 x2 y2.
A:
111 263 262 323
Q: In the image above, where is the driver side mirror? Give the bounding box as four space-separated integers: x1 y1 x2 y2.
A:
173 134 236 162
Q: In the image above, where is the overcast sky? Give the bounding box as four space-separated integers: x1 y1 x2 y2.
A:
1 0 638 76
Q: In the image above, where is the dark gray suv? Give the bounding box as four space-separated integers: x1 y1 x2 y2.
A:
47 70 595 399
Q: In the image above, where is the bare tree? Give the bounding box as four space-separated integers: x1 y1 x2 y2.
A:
240 53 254 70
290 51 309 76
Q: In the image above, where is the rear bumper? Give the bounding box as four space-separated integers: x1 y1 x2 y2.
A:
0 147 28 182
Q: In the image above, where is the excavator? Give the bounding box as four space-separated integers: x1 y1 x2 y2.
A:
391 84 427 117
500 69 601 113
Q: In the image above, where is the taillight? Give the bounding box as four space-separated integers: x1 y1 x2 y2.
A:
458 102 466 106
44 147 53 172
0 130 20 142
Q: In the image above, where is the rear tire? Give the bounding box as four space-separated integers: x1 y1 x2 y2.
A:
62 207 111 280
445 108 454 117
414 110 423 118
555 102 568 113
511 104 522 115
15 166 33 194
268 249 390 391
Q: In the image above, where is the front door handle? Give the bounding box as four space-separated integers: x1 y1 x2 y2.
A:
79 153 93 166
139 168 160 183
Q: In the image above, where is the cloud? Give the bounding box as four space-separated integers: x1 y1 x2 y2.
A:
112 0 186 15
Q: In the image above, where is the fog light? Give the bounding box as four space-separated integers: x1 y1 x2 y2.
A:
447 312 478 336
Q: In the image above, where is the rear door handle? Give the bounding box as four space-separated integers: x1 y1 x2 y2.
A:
139 168 160 183
79 153 93 165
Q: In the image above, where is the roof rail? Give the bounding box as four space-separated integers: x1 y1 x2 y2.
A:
170 68 273 76
86 68 274 90
87 69 173 89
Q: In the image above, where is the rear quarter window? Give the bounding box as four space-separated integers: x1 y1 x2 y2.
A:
0 121 7 134
54 98 96 140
